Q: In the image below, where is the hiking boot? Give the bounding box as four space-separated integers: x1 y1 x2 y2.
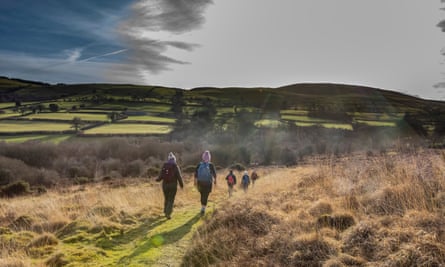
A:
166 214 171 220
200 209 205 216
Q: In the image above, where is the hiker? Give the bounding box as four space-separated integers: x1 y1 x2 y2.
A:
194 150 217 215
251 169 259 187
156 152 184 219
241 170 250 193
225 169 237 197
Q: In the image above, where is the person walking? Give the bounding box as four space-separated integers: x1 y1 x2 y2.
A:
225 169 237 197
241 170 250 193
194 150 217 215
156 152 184 219
251 169 259 187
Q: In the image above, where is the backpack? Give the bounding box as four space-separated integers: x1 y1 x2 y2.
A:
197 162 212 182
160 163 175 183
242 175 250 185
227 174 235 185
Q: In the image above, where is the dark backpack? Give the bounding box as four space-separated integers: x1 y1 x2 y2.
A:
160 163 176 183
227 174 235 185
197 162 212 182
242 174 250 185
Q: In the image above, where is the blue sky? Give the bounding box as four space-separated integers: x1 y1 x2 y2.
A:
1 0 445 100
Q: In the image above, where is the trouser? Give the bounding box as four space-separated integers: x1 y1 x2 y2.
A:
198 181 212 206
163 183 177 216
228 185 234 196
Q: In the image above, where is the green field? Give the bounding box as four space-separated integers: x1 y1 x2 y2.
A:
122 115 175 123
83 123 172 134
254 119 283 128
281 114 328 123
355 120 397 127
0 112 20 119
0 121 73 132
0 102 14 109
25 112 108 121
0 134 72 143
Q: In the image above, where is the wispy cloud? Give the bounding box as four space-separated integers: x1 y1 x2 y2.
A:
115 0 213 77
79 49 128 63
66 48 83 62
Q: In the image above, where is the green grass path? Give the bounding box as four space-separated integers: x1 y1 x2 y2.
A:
60 206 212 267
115 209 202 266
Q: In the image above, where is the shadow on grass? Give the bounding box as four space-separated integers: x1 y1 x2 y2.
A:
95 216 166 250
118 212 201 264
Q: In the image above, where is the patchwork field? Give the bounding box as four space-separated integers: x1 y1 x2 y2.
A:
82 123 172 135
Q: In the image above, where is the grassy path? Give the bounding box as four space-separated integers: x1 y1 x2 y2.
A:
115 209 203 266
58 187 221 267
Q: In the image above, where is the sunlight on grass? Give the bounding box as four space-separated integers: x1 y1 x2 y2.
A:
26 112 108 121
84 123 172 134
0 102 14 109
254 119 283 128
0 112 20 118
356 120 396 127
0 121 72 132
122 115 175 123
0 134 72 143
321 123 353 130
281 114 327 122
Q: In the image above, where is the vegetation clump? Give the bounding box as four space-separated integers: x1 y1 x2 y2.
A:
1 181 31 198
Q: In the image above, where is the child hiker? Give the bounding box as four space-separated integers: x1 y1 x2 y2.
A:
225 169 237 197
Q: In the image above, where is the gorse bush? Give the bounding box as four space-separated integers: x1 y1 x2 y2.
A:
1 181 31 197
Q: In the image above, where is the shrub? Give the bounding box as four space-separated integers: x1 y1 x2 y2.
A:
182 165 197 173
230 163 245 172
309 201 333 217
1 181 31 198
122 159 145 177
146 167 160 178
27 233 59 248
9 215 34 230
74 177 91 185
315 214 356 231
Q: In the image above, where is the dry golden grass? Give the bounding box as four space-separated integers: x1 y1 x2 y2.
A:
0 177 201 266
183 150 445 266
2 150 445 266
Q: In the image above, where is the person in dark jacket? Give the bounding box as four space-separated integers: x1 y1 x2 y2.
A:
225 169 237 197
156 152 184 219
194 150 217 215
241 170 250 193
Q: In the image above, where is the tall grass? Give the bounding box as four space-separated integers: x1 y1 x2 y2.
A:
0 179 180 266
1 151 445 266
183 150 445 266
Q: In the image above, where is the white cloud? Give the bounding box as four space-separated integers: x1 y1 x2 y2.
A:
66 48 83 63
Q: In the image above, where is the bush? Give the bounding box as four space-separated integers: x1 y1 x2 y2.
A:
230 163 245 172
182 165 197 173
146 167 160 178
122 159 145 177
1 181 31 198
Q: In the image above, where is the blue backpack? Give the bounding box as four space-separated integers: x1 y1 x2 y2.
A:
197 162 212 182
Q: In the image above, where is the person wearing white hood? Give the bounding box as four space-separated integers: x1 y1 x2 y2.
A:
156 152 184 219
194 150 217 215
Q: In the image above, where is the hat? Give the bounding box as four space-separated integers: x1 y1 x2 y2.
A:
202 150 211 163
167 152 176 163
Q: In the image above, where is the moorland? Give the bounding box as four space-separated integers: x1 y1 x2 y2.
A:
1 76 445 266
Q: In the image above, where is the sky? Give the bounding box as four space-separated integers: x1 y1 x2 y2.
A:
1 0 445 100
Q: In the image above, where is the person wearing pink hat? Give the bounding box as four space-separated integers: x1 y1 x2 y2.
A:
194 150 217 215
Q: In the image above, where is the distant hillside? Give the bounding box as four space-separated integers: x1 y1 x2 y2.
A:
1 76 445 115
